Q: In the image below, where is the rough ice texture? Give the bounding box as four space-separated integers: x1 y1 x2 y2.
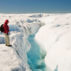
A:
0 13 44 71
0 13 71 71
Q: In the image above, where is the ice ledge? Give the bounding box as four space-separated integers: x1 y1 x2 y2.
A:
0 44 22 71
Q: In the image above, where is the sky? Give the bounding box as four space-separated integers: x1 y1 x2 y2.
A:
0 0 71 13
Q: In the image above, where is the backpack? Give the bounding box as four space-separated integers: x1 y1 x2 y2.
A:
0 24 4 32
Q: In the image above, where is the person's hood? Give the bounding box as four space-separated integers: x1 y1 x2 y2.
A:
4 20 9 25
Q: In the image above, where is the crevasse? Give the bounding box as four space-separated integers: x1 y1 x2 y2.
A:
11 22 47 71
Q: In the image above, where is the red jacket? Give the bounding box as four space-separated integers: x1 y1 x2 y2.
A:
3 20 9 34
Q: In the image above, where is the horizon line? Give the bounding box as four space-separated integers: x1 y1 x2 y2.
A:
0 12 71 14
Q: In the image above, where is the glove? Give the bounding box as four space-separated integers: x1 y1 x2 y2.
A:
7 33 9 35
7 32 10 35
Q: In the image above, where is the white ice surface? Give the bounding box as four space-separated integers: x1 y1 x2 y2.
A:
35 13 71 71
0 13 71 71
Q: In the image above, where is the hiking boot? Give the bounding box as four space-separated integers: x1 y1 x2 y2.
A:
6 45 12 47
8 45 12 47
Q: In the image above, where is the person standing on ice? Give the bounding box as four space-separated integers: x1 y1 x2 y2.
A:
3 19 11 46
